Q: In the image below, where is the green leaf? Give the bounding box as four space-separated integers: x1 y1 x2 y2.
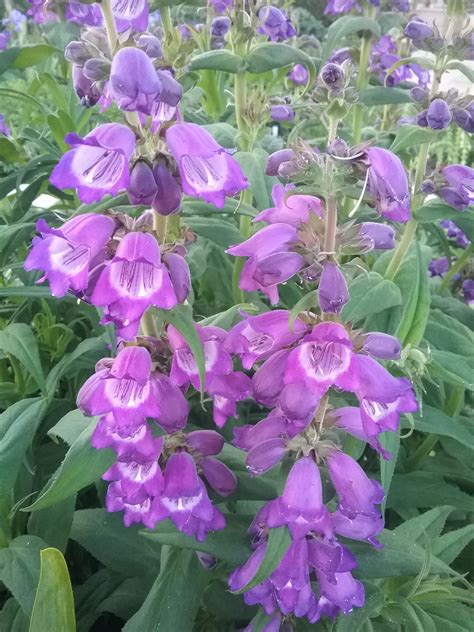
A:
431 295 474 331
235 149 275 210
0 286 78 300
394 242 429 346
0 598 29 632
0 399 47 507
323 16 381 60
24 421 114 512
425 311 474 356
406 406 474 449
389 125 440 154
446 60 474 83
433 525 474 565
0 45 58 75
288 290 318 330
394 506 454 543
29 548 75 632
387 473 474 513
0 138 24 164
0 324 47 394
46 338 107 395
48 408 92 446
141 514 252 565
342 272 402 323
359 86 412 106
156 304 206 394
246 43 315 77
190 50 244 74
232 527 291 594
199 303 259 329
379 429 400 515
0 536 47 616
335 585 385 631
429 350 474 390
28 496 77 553
182 196 257 217
414 200 474 227
423 603 474 632
185 216 243 248
123 547 209 632
71 509 161 577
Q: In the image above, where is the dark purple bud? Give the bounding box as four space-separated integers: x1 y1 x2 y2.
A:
453 108 474 133
410 86 427 103
211 16 231 37
363 332 402 360
196 552 217 569
439 187 467 211
265 148 296 176
327 137 349 157
420 179 435 194
83 57 110 82
128 161 158 205
65 41 91 65
404 20 433 41
137 34 163 59
426 98 452 130
72 65 101 107
417 110 428 127
320 62 345 89
162 252 191 303
462 279 474 305
318 262 349 314
246 437 287 474
156 69 183 107
358 222 396 250
270 105 295 121
152 163 182 216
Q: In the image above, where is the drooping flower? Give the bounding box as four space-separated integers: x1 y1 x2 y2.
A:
439 165 474 211
152 163 182 215
440 220 470 247
365 147 410 222
254 184 323 226
258 7 296 42
50 123 135 204
91 231 179 339
72 65 102 107
24 214 115 298
358 222 396 250
166 122 248 208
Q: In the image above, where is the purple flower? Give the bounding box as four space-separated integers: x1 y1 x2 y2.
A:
65 2 103 27
106 481 157 528
207 371 252 427
362 332 401 360
365 147 410 222
288 64 309 86
309 569 365 620
358 222 396 250
128 161 158 205
166 122 248 208
426 98 452 130
325 0 360 15
333 407 391 459
440 220 470 248
24 214 115 298
265 149 296 176
429 256 450 277
209 0 234 13
227 224 304 304
77 346 161 426
91 232 179 339
404 19 433 41
0 113 11 136
152 163 182 215
270 105 295 122
110 47 182 115
266 457 333 539
320 63 345 89
318 262 349 314
153 452 226 541
255 184 322 227
224 309 308 370
211 16 231 37
439 165 474 211
111 0 149 33
72 65 102 108
0 32 11 50
103 436 164 496
161 251 191 302
462 279 474 305
453 103 474 133
258 7 296 42
137 34 163 59
50 123 135 204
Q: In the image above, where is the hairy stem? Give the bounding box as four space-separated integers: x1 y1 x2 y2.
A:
100 0 118 54
438 244 473 294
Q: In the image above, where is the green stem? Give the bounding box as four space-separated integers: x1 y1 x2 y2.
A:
324 195 337 254
406 433 438 470
100 0 118 54
352 25 373 144
140 310 159 338
160 5 175 49
234 71 248 148
438 244 473 294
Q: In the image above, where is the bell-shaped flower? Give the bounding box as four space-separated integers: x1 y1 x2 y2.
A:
166 122 248 208
257 7 296 41
111 0 149 33
266 457 333 539
91 414 153 456
24 213 115 298
91 232 178 339
439 165 474 211
50 123 135 204
332 407 392 459
77 346 161 426
307 538 357 585
254 184 323 227
312 570 365 618
288 64 309 85
151 373 190 432
365 147 410 222
224 309 308 369
161 252 191 303
153 452 226 541
358 222 396 250
72 65 101 107
207 371 252 427
252 349 291 408
106 481 157 528
109 47 160 114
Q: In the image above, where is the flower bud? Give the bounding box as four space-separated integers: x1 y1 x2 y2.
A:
83 57 110 82
128 161 158 205
410 86 427 103
404 20 433 41
64 41 92 66
265 148 296 176
162 252 191 303
426 98 452 130
327 137 349 157
72 65 101 107
318 262 349 314
420 179 435 194
211 16 231 37
358 222 396 250
288 63 309 85
137 34 163 59
270 105 295 121
152 163 182 215
362 332 401 360
453 108 474 133
320 62 345 89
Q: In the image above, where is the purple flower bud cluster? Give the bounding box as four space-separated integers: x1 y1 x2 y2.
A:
369 35 429 88
27 0 149 30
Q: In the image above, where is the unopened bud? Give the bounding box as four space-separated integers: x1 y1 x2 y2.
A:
358 222 396 250
152 164 182 216
137 34 163 59
83 57 110 82
265 148 296 176
65 41 91 66
211 16 231 37
319 62 345 89
72 65 101 107
363 332 401 360
426 98 452 130
270 105 295 122
404 19 433 41
128 161 158 206
318 262 349 314
410 86 428 103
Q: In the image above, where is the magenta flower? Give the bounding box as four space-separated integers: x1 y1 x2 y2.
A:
254 184 322 227
91 232 178 339
224 309 308 369
365 147 410 222
24 214 115 298
166 122 248 208
318 262 349 314
50 123 135 204
128 160 158 205
106 481 157 528
153 452 226 541
207 371 252 427
111 0 149 32
103 436 164 496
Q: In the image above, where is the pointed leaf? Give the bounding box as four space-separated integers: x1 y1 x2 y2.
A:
0 324 47 394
